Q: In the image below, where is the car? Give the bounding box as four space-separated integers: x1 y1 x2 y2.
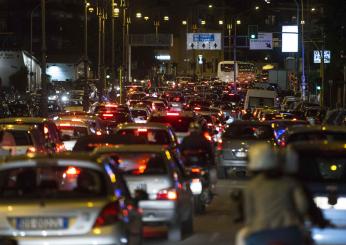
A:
290 142 346 245
115 123 179 149
269 119 309 142
0 153 143 245
55 119 95 151
130 107 150 124
0 117 65 153
0 124 47 155
93 145 194 241
148 111 198 143
216 121 275 179
278 125 346 147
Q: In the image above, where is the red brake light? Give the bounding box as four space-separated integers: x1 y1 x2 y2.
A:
191 168 201 174
105 104 118 108
26 147 37 153
156 188 178 200
96 131 102 136
167 112 179 116
101 113 114 119
137 128 148 132
93 202 120 227
65 166 81 176
204 132 212 142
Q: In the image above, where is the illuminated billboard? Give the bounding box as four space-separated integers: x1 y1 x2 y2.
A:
282 26 298 53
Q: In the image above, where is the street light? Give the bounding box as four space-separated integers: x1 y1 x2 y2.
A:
182 20 187 25
255 6 260 10
144 16 149 21
208 4 213 8
136 12 142 18
201 20 206 25
163 16 169 21
218 20 224 25
236 20 241 25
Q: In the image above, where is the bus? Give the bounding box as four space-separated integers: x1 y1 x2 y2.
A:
217 61 256 83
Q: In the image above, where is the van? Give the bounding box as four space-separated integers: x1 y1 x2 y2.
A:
244 89 277 110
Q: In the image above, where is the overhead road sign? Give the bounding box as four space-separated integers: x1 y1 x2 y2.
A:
187 33 222 50
249 32 273 50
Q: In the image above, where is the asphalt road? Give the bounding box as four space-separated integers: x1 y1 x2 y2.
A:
144 179 247 245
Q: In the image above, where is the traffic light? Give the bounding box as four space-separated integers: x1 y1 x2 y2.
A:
248 25 258 39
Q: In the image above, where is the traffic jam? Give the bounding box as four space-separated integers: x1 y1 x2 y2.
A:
0 77 344 245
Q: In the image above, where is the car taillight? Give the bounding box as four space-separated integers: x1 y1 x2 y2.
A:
167 112 179 116
156 188 178 200
191 167 201 174
204 132 212 142
101 113 114 119
56 143 66 152
93 202 120 227
26 147 37 153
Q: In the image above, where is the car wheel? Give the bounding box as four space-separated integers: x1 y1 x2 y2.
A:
194 195 206 214
217 166 227 179
182 209 194 235
168 222 183 241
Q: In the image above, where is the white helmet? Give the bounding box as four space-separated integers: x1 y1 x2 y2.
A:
283 146 299 174
248 143 278 171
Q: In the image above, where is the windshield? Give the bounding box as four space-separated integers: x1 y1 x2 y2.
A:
116 152 168 175
249 97 275 108
149 116 194 133
0 130 33 146
220 64 234 72
58 126 88 140
0 166 107 199
298 154 346 183
223 125 274 140
117 129 171 145
131 110 147 118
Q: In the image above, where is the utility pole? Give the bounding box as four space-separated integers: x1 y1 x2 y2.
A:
97 0 106 102
300 0 306 101
83 0 89 111
120 0 127 103
233 19 237 85
227 23 232 60
40 0 48 117
111 0 115 88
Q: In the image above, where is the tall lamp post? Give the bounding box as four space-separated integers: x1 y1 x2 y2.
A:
40 0 48 117
82 0 90 111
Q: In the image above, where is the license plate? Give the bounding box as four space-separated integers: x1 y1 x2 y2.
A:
235 152 247 158
16 217 68 230
136 183 147 191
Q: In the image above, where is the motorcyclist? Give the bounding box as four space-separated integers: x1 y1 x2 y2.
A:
180 122 214 164
236 143 309 245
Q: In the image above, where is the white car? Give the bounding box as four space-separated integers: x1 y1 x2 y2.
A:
0 154 143 245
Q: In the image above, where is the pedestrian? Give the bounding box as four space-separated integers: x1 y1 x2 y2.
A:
236 143 309 245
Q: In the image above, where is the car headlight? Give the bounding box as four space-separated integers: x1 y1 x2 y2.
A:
61 95 69 102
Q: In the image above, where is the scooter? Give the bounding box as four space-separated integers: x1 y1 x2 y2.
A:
182 150 217 214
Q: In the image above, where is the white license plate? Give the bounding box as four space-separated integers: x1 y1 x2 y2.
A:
16 217 68 230
235 152 247 158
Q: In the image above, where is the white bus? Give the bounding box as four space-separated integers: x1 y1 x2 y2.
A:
217 61 256 83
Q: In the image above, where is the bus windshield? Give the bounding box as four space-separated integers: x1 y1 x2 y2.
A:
220 64 234 72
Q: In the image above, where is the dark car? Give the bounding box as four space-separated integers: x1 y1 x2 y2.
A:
216 121 275 179
291 142 346 245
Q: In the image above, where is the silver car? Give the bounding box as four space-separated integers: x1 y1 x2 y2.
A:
216 121 275 178
93 145 194 241
0 154 143 245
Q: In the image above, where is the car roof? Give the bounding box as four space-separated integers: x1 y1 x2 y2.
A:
286 125 346 135
229 120 271 126
116 123 171 130
290 141 346 154
150 111 195 117
0 117 48 124
93 144 167 154
0 153 104 171
0 124 36 131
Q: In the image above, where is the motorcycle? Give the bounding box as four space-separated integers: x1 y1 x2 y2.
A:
182 150 217 214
